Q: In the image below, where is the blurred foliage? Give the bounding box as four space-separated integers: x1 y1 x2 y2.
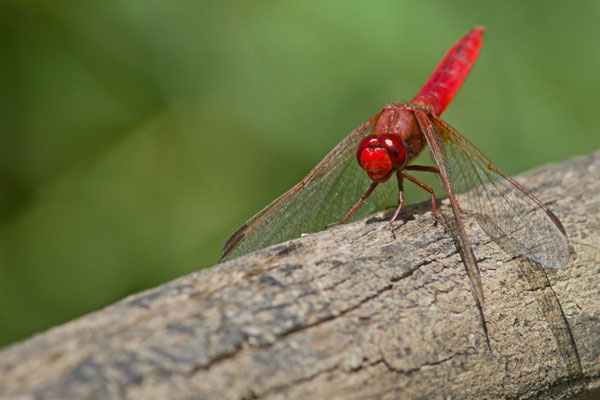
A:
1 0 599 347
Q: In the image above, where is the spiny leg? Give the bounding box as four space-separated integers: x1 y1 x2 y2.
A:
327 181 378 227
407 165 470 215
405 165 440 174
388 172 406 239
404 165 444 225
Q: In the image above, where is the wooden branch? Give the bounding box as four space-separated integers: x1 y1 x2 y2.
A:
1 151 599 400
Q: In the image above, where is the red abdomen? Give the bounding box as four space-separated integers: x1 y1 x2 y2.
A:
412 27 485 116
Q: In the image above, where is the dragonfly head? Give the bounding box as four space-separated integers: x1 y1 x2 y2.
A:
357 134 407 182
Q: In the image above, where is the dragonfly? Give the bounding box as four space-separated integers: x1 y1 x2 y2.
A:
220 26 570 310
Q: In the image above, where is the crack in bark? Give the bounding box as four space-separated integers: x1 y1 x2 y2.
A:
258 365 340 399
376 352 462 376
171 257 447 383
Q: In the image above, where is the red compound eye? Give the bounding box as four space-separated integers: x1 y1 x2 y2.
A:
377 134 407 169
356 134 407 182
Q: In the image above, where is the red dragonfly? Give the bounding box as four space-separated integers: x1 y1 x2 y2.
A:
220 27 569 309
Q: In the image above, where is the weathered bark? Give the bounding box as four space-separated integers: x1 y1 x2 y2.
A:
1 151 599 400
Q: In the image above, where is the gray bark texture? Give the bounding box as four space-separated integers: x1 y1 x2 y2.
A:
1 151 599 400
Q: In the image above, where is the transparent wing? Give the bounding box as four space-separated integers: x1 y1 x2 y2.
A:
220 110 396 261
428 114 569 268
414 111 485 309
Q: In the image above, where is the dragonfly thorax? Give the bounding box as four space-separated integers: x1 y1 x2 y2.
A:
374 103 427 161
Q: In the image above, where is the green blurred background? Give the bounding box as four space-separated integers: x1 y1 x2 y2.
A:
1 1 599 347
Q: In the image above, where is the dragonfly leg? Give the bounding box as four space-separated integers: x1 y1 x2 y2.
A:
405 165 471 215
389 172 405 239
327 181 378 227
405 165 440 174
401 171 444 226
